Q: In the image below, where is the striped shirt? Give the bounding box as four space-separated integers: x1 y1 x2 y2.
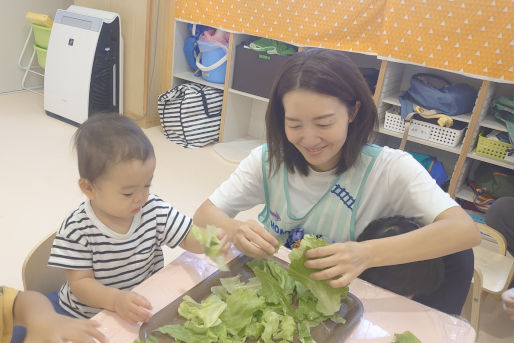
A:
48 194 191 318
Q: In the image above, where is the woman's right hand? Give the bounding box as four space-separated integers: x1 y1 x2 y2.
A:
231 220 278 259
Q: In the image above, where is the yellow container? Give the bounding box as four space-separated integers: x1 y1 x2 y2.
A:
26 12 53 27
475 133 511 161
32 24 51 49
34 45 47 69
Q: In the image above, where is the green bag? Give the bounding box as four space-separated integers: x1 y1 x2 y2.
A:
474 163 514 199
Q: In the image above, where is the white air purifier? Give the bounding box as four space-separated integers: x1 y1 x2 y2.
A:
44 5 123 126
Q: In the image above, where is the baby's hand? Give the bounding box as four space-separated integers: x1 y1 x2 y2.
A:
113 290 152 324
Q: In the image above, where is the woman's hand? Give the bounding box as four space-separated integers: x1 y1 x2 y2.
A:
217 228 231 255
230 220 278 259
113 290 152 324
304 241 371 288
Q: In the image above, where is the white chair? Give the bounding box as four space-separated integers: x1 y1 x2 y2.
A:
470 223 514 334
22 231 66 294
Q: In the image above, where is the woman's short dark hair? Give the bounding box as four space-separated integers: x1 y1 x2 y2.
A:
357 216 445 297
265 48 378 176
74 113 155 182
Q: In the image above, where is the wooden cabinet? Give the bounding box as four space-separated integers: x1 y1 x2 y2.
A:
373 61 514 204
169 19 382 162
168 17 513 204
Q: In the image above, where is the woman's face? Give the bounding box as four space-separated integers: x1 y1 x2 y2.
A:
283 88 353 172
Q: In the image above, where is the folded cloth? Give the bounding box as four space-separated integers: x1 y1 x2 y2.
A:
247 38 296 56
414 105 453 128
495 111 514 144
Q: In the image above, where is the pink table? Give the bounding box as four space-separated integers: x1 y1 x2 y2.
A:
92 248 475 342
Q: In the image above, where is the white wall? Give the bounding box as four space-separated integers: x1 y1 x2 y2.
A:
0 0 73 93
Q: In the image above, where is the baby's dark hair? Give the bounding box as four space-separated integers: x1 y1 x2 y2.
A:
74 113 155 182
357 216 445 297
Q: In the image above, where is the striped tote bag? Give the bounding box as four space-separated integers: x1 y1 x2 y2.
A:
158 83 223 148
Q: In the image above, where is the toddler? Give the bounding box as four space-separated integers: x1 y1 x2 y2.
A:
48 113 224 323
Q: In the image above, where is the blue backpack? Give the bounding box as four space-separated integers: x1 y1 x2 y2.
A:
399 73 478 119
183 24 212 76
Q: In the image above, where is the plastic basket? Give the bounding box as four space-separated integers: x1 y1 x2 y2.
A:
475 134 512 161
32 24 51 49
384 108 466 147
34 45 47 69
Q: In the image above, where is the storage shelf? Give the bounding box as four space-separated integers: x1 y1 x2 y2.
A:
228 88 269 103
455 186 474 202
449 112 473 123
480 115 509 132
382 94 472 123
467 151 514 170
382 94 401 106
173 72 225 90
168 19 514 203
378 124 462 154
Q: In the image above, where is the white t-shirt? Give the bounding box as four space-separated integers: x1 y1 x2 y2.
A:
209 145 457 238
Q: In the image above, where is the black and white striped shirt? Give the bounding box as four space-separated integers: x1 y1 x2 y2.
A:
48 194 191 318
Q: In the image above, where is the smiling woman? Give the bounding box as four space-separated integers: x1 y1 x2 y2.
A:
193 48 481 315
283 89 354 173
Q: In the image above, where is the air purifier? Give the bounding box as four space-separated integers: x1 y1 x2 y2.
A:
44 5 123 126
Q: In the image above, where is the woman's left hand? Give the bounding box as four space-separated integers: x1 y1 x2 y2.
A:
304 241 371 288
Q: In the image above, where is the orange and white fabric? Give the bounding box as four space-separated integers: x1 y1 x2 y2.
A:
175 0 513 83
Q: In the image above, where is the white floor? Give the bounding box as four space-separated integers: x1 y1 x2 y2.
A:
1 91 512 342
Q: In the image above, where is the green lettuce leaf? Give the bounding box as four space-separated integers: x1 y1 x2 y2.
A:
219 288 265 336
273 314 296 342
260 309 281 343
132 335 158 343
288 235 349 316
190 224 229 271
392 331 422 343
177 294 226 328
156 324 212 343
247 260 295 316
219 275 261 294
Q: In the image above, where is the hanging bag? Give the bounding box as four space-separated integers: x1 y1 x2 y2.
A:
157 83 223 148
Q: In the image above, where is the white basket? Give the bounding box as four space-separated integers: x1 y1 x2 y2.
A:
383 109 466 147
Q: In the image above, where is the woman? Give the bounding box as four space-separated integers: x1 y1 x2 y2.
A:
194 49 481 314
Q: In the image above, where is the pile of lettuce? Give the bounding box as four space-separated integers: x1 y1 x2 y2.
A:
138 235 349 343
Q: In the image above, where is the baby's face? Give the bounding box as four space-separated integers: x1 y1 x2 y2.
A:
90 157 156 224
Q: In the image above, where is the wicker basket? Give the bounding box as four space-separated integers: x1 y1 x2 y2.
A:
383 109 466 147
475 134 512 161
